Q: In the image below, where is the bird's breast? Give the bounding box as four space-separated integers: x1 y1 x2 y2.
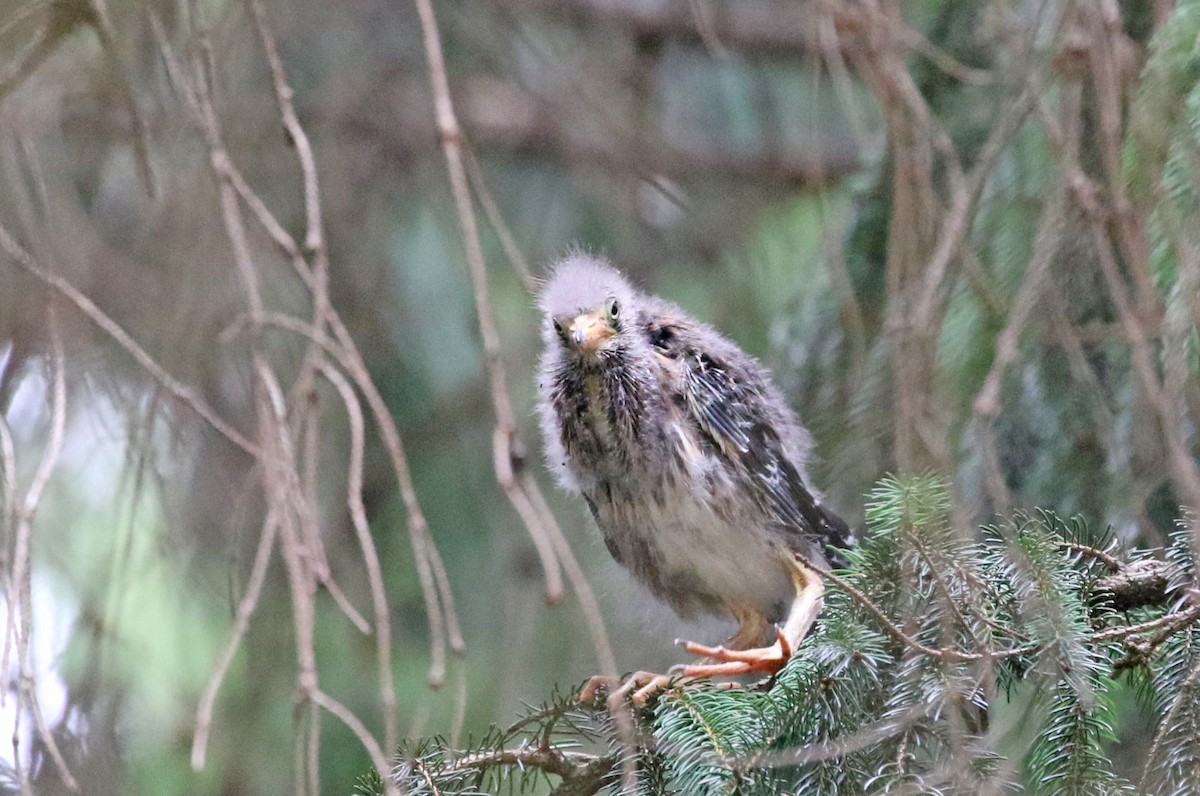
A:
587 454 792 621
579 371 617 450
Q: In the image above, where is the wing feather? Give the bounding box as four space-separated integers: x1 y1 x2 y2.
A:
646 312 854 561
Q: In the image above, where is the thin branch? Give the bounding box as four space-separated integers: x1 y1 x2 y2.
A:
1092 604 1200 644
88 0 156 197
310 689 397 796
0 3 88 105
0 223 258 456
189 10 390 787
233 308 462 677
10 303 78 792
524 476 618 677
414 0 568 609
306 702 320 796
246 0 323 254
451 745 610 781
192 514 278 770
448 663 468 751
792 550 1037 662
970 183 1067 419
316 362 397 751
1058 541 1122 573
464 147 537 293
0 414 15 706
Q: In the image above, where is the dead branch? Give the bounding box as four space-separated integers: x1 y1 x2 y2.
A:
0 223 258 456
192 513 278 770
414 0 573 610
4 303 78 792
316 361 397 752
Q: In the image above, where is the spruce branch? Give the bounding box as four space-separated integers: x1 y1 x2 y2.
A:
373 477 1200 795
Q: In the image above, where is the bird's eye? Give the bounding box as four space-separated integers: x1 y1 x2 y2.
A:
606 297 620 322
552 318 565 338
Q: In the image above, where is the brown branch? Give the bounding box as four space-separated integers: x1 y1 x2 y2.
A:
452 745 612 784
524 476 618 676
245 0 323 255
0 413 15 704
304 702 320 796
970 183 1068 419
464 147 538 293
1063 9 1200 545
1092 605 1200 644
1115 602 1200 670
192 513 278 770
88 0 155 197
235 308 466 677
1059 541 1123 573
0 223 258 456
414 0 571 609
185 9 396 787
316 362 397 750
309 689 394 796
0 1 90 104
8 304 78 792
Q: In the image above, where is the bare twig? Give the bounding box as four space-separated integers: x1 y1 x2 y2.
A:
1058 541 1122 573
230 308 463 680
0 1 89 104
162 0 458 681
414 0 568 607
0 223 258 456
1092 604 1200 644
451 745 611 782
183 7 399 787
0 413 15 705
524 477 618 676
316 362 397 750
192 514 278 770
464 148 538 293
8 303 78 792
310 689 394 796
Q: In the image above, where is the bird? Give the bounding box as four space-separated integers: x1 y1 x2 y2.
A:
536 253 856 704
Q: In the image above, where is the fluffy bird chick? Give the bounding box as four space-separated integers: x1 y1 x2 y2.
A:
536 254 855 704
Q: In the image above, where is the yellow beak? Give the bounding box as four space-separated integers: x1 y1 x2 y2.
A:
568 311 613 353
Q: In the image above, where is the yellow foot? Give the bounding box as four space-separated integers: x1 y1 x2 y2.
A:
579 670 683 706
672 626 793 677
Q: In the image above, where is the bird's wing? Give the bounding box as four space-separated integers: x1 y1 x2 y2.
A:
646 313 854 560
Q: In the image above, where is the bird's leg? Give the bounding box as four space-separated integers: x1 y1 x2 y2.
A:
674 555 824 678
579 558 825 703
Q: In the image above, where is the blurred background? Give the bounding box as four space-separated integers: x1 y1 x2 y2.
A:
0 0 1191 792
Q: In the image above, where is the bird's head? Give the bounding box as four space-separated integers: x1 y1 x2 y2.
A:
539 255 640 363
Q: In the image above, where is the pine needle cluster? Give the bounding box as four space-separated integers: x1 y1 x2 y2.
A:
360 476 1200 795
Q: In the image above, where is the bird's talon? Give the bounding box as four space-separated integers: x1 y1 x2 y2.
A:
630 675 674 705
578 675 614 704
582 671 679 707
774 625 794 659
679 638 728 658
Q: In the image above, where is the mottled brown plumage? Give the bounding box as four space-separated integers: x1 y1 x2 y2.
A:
536 254 854 701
